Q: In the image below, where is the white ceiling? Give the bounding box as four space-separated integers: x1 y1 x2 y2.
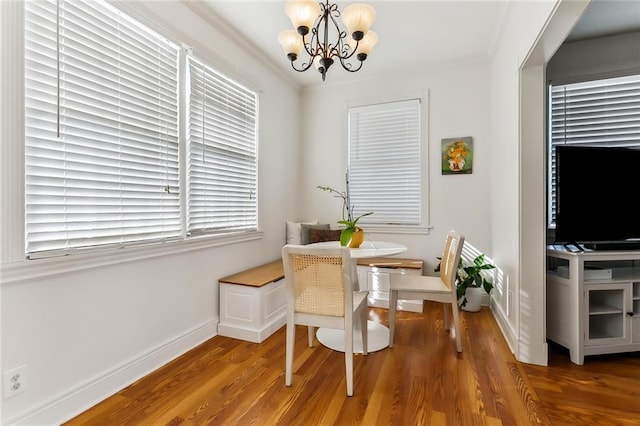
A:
194 0 640 88
565 0 640 42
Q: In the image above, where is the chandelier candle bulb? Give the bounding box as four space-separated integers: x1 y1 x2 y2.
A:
341 3 377 40
278 0 377 81
354 30 377 59
278 30 303 60
285 0 321 35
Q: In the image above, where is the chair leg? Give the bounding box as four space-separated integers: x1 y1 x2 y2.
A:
361 306 368 356
388 289 398 347
307 326 315 347
443 303 451 330
285 322 295 386
345 319 354 396
451 302 463 352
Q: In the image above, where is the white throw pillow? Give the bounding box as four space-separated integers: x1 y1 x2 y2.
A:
286 220 318 245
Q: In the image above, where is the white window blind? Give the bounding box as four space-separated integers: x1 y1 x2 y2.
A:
187 56 258 234
25 0 180 257
548 74 640 226
348 99 422 225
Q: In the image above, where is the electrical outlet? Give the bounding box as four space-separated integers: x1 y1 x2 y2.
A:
3 365 26 398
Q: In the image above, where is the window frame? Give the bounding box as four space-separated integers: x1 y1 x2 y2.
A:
547 73 640 230
186 54 259 237
346 93 430 235
22 0 261 260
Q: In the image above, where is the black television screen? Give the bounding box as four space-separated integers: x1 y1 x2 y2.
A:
555 145 640 250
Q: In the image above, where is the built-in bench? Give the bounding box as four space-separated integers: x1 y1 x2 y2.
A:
218 255 425 343
356 257 425 312
218 259 286 343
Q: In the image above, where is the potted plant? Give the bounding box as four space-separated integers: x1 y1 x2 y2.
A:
317 183 373 248
456 254 496 312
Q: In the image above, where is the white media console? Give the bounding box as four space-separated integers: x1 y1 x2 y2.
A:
546 246 640 365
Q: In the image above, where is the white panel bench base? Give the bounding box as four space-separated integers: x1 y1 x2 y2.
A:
218 259 287 343
218 279 286 343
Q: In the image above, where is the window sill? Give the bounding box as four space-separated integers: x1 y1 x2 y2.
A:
0 230 263 287
361 224 431 235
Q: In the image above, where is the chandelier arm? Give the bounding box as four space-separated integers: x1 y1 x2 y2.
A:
289 59 315 73
337 57 364 73
301 29 319 58
327 11 357 61
335 40 358 61
291 30 320 73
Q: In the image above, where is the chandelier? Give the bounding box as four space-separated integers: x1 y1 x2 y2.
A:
278 0 377 82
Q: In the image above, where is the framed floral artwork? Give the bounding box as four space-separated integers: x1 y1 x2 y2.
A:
441 136 473 174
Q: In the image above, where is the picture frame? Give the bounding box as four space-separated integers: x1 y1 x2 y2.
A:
441 136 473 174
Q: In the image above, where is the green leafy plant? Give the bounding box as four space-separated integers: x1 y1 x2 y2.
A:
436 253 496 307
317 184 373 246
456 254 496 307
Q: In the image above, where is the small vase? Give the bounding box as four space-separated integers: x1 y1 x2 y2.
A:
348 227 365 248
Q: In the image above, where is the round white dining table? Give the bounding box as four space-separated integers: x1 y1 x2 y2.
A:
308 240 407 354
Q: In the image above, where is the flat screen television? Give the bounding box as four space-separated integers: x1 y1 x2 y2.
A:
555 145 640 250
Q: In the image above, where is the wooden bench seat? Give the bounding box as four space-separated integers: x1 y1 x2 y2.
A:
356 256 424 270
218 259 287 343
219 259 284 287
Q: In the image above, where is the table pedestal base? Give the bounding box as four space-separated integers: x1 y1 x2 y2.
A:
316 320 389 353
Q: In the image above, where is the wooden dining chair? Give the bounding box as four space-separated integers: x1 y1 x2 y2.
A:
388 231 465 352
281 244 369 396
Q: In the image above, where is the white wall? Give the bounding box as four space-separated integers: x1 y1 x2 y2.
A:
299 64 493 273
489 0 587 365
488 0 554 365
0 1 301 424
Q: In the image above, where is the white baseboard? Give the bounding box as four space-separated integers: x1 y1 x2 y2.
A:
490 298 518 356
5 320 218 426
490 297 548 366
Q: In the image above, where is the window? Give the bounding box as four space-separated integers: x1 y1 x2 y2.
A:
187 57 258 235
347 99 423 227
24 0 258 258
548 74 640 228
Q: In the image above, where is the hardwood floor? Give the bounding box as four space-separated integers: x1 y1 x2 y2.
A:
65 303 640 425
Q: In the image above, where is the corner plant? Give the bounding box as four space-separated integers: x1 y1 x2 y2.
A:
456 254 496 307
317 184 373 246
436 253 496 307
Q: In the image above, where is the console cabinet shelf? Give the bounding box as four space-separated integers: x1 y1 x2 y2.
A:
546 247 640 364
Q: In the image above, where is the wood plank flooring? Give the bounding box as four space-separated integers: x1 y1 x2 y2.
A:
65 303 640 425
